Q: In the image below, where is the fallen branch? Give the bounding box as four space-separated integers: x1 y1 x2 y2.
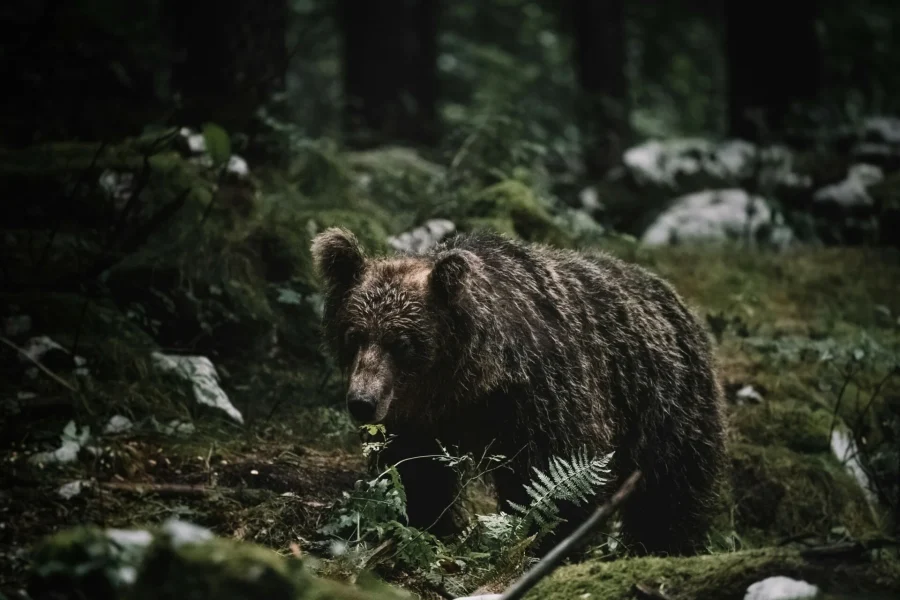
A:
0 335 77 392
99 481 273 504
100 481 212 497
499 470 642 600
799 539 899 562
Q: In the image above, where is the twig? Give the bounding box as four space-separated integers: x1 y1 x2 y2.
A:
0 335 76 392
499 470 642 600
35 140 108 272
359 538 395 572
104 152 153 251
799 539 898 561
99 481 273 503
69 294 93 358
828 359 856 442
100 481 212 497
852 366 898 436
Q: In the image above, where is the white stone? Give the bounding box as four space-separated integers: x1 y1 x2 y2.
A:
103 415 134 435
106 528 154 548
180 127 207 154
860 116 900 145
623 138 808 190
226 154 250 178
58 480 91 500
162 519 214 547
98 170 136 202
28 420 91 465
640 189 793 248
19 336 66 364
735 385 763 404
151 353 243 424
388 219 456 254
830 429 879 511
744 576 818 600
813 164 884 209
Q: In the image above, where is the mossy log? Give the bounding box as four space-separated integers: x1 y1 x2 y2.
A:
27 522 408 600
524 544 900 600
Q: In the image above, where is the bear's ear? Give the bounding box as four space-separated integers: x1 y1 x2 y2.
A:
429 249 481 303
311 227 366 290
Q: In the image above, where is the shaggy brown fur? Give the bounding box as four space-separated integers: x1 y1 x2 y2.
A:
311 227 727 556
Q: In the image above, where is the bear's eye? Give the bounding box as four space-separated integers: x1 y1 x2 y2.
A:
387 335 415 361
344 329 365 349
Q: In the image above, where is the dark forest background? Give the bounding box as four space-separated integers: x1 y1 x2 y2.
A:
4 1 900 161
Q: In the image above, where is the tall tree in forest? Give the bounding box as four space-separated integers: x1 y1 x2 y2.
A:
1 0 170 145
724 0 821 141
337 0 439 149
569 0 630 179
165 0 287 134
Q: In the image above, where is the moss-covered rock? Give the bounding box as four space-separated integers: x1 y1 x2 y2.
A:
523 546 900 600
27 521 408 600
460 180 575 247
728 443 875 545
28 525 152 600
730 400 834 454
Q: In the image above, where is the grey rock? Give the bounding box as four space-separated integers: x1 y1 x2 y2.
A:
852 116 900 167
640 189 794 248
744 576 818 600
388 219 456 254
813 163 883 210
623 138 810 191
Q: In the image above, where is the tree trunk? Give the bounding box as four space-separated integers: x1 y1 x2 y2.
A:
0 0 167 146
571 0 630 180
166 0 287 134
725 0 821 142
338 0 439 149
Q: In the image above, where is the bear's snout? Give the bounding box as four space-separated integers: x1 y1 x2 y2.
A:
347 345 395 423
347 390 377 423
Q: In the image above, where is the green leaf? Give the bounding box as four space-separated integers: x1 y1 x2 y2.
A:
202 122 231 167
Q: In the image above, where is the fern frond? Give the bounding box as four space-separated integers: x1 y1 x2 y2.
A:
512 447 614 537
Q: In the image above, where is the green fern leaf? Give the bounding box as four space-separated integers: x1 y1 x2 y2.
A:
512 447 615 537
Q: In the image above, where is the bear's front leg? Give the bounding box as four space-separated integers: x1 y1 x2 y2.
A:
373 430 464 537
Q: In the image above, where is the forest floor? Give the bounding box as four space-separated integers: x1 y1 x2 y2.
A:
2 133 899 598
3 242 899 599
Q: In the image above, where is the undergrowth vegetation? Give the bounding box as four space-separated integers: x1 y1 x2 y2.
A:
2 111 899 598
315 428 615 595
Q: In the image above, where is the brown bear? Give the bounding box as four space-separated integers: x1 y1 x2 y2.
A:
311 227 727 556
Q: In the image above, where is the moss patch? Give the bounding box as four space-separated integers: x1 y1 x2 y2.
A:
27 522 407 600
460 179 574 247
728 443 876 545
524 547 900 600
730 400 834 454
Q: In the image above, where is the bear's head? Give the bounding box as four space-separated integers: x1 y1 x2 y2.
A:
311 227 481 424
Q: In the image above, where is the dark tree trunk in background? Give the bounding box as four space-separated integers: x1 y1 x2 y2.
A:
338 0 439 149
0 0 167 146
571 0 630 180
725 0 821 142
166 0 287 134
